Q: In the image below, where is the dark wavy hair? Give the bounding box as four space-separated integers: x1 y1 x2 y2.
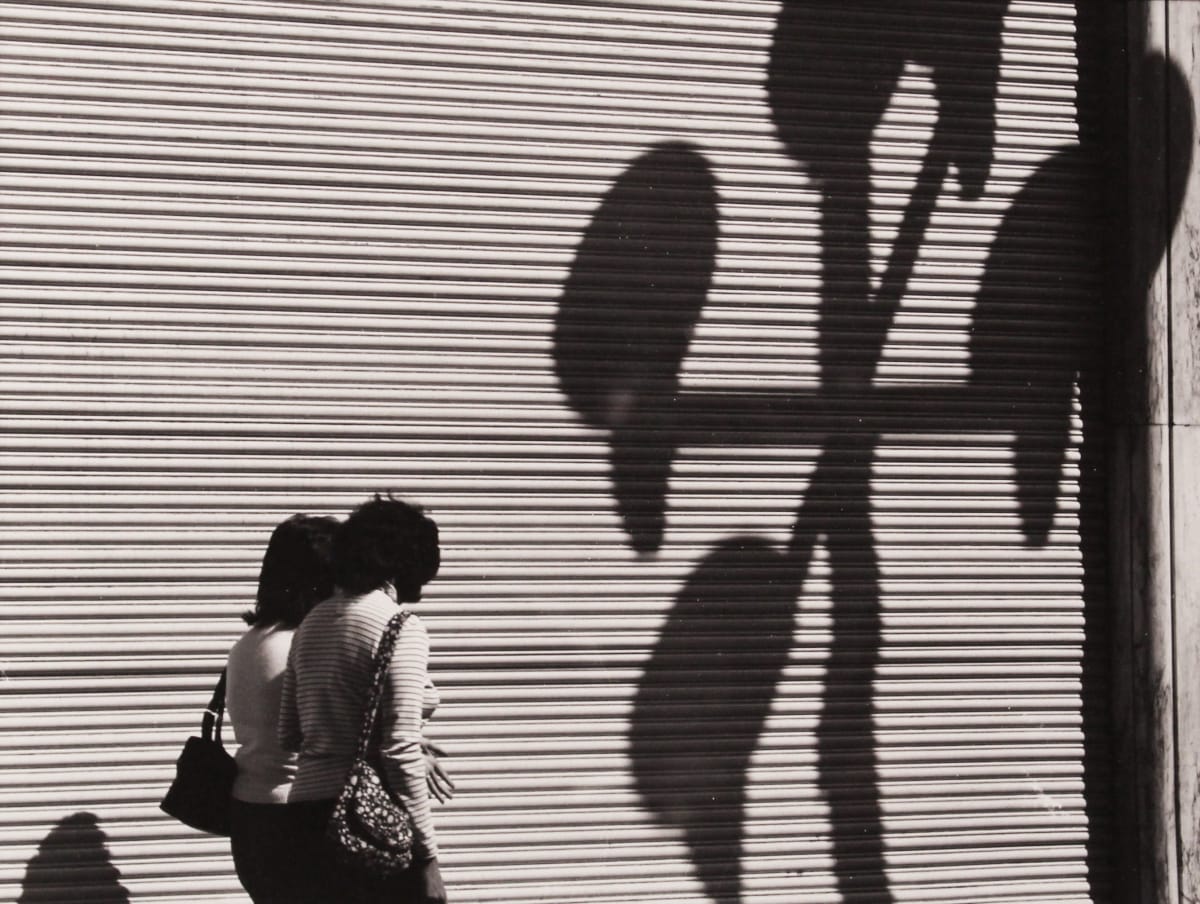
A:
243 514 340 628
333 494 440 602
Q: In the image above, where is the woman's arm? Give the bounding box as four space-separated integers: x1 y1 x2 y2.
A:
379 614 438 860
277 646 303 753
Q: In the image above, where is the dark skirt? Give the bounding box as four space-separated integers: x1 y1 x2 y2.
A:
230 798 431 903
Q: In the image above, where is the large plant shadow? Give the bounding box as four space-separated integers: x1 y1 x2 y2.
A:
554 2 1192 902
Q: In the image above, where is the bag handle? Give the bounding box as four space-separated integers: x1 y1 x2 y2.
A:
202 669 228 746
353 612 410 761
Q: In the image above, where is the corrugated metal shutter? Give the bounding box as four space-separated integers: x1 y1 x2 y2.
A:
0 1 1110 902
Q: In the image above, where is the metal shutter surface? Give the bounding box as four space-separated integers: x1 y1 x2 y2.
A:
0 2 1109 902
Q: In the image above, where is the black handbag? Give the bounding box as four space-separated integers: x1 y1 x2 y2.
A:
326 611 416 877
160 670 237 836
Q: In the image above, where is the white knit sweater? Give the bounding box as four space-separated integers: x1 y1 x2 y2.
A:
225 623 299 804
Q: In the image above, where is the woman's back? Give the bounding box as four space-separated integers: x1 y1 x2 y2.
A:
225 623 298 804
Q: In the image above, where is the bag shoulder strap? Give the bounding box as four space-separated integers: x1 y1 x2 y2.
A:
202 669 227 745
353 611 410 760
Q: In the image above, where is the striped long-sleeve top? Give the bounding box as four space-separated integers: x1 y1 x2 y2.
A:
278 589 439 860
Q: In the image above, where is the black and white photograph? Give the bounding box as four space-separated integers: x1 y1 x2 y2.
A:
1 1 1197 902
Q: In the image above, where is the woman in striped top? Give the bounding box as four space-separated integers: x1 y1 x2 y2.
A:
279 494 447 904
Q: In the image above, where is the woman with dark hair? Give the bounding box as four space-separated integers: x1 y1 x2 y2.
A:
279 494 447 903
224 513 339 903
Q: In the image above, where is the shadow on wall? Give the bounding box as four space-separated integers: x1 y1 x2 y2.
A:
18 812 130 903
554 2 1194 903
553 141 719 555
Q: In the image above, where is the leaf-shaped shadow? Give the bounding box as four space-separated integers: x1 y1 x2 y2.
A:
968 145 1095 545
766 0 1007 385
553 142 719 553
630 536 801 903
967 58 1192 545
767 0 1006 196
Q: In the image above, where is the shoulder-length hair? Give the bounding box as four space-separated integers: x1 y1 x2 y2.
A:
243 514 340 628
333 494 440 602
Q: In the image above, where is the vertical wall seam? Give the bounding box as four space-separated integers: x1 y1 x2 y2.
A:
1163 8 1184 899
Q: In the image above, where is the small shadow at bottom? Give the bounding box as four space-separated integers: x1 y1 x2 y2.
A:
18 812 130 904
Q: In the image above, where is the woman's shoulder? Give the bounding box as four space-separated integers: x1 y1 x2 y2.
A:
399 606 425 624
398 608 428 639
230 621 293 651
227 622 294 669
329 591 425 644
350 589 407 624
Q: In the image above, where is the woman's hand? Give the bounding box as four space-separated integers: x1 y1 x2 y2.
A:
422 739 456 803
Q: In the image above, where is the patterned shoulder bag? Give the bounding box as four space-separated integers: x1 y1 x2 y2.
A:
325 610 416 877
